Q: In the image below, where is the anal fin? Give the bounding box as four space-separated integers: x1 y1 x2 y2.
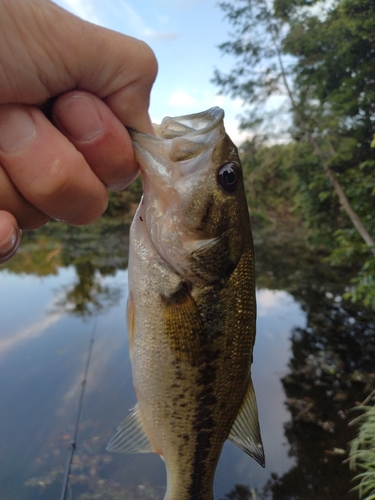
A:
228 378 265 467
106 404 153 454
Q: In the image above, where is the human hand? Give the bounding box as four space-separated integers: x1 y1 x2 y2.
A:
0 0 157 263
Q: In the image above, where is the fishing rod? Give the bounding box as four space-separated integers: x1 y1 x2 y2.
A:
60 315 98 500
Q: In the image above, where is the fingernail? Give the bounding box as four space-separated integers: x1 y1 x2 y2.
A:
0 105 37 153
55 94 104 142
0 226 21 263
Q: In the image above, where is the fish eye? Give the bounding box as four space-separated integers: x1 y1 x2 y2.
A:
218 162 240 192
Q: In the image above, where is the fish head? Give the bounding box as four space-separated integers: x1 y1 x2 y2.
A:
130 107 251 284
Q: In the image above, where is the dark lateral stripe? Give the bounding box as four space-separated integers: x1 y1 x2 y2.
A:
187 362 218 500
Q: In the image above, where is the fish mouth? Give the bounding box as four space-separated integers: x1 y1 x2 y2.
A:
128 108 229 280
151 107 225 140
128 107 226 185
129 107 224 141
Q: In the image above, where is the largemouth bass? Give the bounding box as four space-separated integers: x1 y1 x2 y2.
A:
107 107 264 500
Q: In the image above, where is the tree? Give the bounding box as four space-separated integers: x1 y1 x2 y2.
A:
279 0 375 254
213 0 375 306
239 139 298 225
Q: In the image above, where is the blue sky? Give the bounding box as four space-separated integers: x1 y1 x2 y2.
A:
54 0 250 145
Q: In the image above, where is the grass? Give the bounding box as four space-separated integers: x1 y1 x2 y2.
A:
349 390 375 500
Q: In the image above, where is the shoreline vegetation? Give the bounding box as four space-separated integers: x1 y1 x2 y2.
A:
349 391 375 500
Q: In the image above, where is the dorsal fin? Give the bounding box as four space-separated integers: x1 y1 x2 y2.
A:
228 378 265 467
106 405 153 454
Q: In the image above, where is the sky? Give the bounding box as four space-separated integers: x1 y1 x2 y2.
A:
53 0 251 145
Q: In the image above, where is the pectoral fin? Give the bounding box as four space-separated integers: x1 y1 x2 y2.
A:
161 280 205 365
229 378 265 467
106 405 153 454
188 228 240 282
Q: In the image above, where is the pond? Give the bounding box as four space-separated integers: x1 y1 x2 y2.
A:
0 219 374 500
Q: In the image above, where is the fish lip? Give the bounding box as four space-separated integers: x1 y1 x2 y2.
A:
128 107 224 141
128 107 226 185
153 106 225 139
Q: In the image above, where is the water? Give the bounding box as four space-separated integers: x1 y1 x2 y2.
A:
0 221 373 499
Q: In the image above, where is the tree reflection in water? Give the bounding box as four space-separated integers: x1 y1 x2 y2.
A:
54 260 123 316
254 235 375 500
220 484 259 500
5 220 130 317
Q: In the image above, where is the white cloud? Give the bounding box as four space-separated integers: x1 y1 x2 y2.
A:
156 14 170 24
55 0 100 24
111 0 179 40
0 312 62 357
167 89 197 108
55 0 179 39
256 289 293 317
58 332 124 412
154 0 206 10
159 89 251 145
223 118 253 146
145 30 179 41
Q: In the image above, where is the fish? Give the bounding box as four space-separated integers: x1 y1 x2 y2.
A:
107 107 265 500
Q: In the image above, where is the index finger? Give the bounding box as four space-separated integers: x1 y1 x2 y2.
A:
101 39 157 134
0 104 108 225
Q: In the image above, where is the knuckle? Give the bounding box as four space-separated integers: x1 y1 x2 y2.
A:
27 152 108 225
137 41 158 82
28 156 74 201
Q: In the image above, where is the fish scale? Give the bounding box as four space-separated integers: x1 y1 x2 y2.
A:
107 107 264 500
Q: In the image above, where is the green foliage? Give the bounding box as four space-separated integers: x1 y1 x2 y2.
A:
240 139 298 224
281 0 375 131
292 141 343 247
214 0 375 308
349 392 375 500
212 0 293 137
345 256 375 310
106 176 143 217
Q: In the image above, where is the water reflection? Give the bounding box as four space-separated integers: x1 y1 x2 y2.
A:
54 261 123 317
254 238 375 499
0 221 373 499
220 485 259 500
4 221 130 317
265 294 375 499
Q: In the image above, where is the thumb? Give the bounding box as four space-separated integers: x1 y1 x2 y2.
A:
2 0 158 133
72 24 158 133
